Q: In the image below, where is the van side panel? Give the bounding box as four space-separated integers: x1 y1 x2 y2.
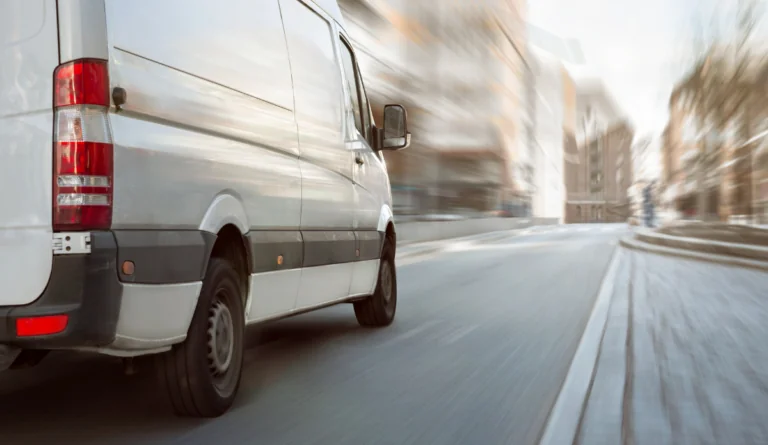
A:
0 0 58 306
280 0 355 231
311 0 346 25
280 0 356 308
57 0 108 62
106 0 294 112
104 0 302 231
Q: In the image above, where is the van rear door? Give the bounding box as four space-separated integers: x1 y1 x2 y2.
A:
0 0 59 306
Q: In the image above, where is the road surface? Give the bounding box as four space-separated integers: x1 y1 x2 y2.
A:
0 224 629 445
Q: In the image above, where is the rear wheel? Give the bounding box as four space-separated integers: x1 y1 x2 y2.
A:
155 257 244 417
354 239 397 327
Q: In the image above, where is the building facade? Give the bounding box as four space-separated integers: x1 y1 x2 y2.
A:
528 48 568 220
660 86 700 217
661 60 768 222
565 79 633 223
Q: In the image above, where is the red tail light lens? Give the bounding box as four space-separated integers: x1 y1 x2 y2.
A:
53 141 113 230
53 59 113 231
54 59 110 107
16 315 69 337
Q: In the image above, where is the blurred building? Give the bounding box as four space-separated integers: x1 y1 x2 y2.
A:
527 23 586 65
662 85 743 220
632 136 653 181
756 143 768 222
662 58 768 222
565 79 633 223
527 48 569 221
339 0 531 216
660 86 698 217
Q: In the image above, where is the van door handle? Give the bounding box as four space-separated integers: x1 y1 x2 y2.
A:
355 154 365 165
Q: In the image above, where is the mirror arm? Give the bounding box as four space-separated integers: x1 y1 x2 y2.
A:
373 126 383 151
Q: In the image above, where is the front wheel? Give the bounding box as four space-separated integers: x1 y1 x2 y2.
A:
354 239 397 327
155 258 245 418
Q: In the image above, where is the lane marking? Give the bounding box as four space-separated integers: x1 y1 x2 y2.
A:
538 247 624 445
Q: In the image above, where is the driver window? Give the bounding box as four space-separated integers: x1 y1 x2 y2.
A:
339 38 372 146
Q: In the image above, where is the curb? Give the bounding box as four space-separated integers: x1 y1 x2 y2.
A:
620 236 768 272
634 229 768 262
538 248 625 445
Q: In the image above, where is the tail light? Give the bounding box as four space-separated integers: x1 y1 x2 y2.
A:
53 59 113 231
16 315 69 337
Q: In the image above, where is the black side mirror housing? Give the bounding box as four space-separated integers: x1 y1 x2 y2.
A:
379 104 410 150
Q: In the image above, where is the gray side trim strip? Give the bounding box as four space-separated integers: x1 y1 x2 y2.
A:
246 230 383 272
115 229 384 280
247 231 304 273
114 230 215 284
356 230 383 261
302 230 357 268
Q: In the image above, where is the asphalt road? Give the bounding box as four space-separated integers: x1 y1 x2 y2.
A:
0 224 629 445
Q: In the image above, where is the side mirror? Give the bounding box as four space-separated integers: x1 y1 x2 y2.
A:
381 104 410 150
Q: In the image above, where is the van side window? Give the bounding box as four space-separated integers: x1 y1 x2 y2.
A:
355 62 373 143
339 39 371 144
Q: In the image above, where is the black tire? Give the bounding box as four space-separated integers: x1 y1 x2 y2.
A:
155 257 245 418
354 239 397 327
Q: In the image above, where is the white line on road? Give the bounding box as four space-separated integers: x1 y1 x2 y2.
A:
538 247 624 445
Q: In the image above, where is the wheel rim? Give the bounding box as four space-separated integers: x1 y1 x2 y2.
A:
207 292 236 395
381 260 393 305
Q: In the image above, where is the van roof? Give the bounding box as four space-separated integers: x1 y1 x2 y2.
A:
309 0 345 26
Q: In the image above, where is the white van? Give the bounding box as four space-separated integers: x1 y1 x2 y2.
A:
0 0 409 417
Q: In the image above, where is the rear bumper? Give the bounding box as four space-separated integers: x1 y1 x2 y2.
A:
0 232 123 349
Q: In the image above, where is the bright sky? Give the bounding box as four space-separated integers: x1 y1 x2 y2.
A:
528 0 711 136
527 0 729 180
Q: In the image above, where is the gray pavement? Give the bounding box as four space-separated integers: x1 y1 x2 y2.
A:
0 224 628 445
578 246 768 445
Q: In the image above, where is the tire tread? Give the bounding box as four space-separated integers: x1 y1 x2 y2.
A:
354 240 396 327
155 258 244 418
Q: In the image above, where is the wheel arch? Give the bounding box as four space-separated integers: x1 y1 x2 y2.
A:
199 193 249 235
208 224 251 309
377 204 395 234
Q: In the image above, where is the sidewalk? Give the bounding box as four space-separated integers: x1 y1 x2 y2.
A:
623 224 768 269
657 223 768 247
575 244 768 445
